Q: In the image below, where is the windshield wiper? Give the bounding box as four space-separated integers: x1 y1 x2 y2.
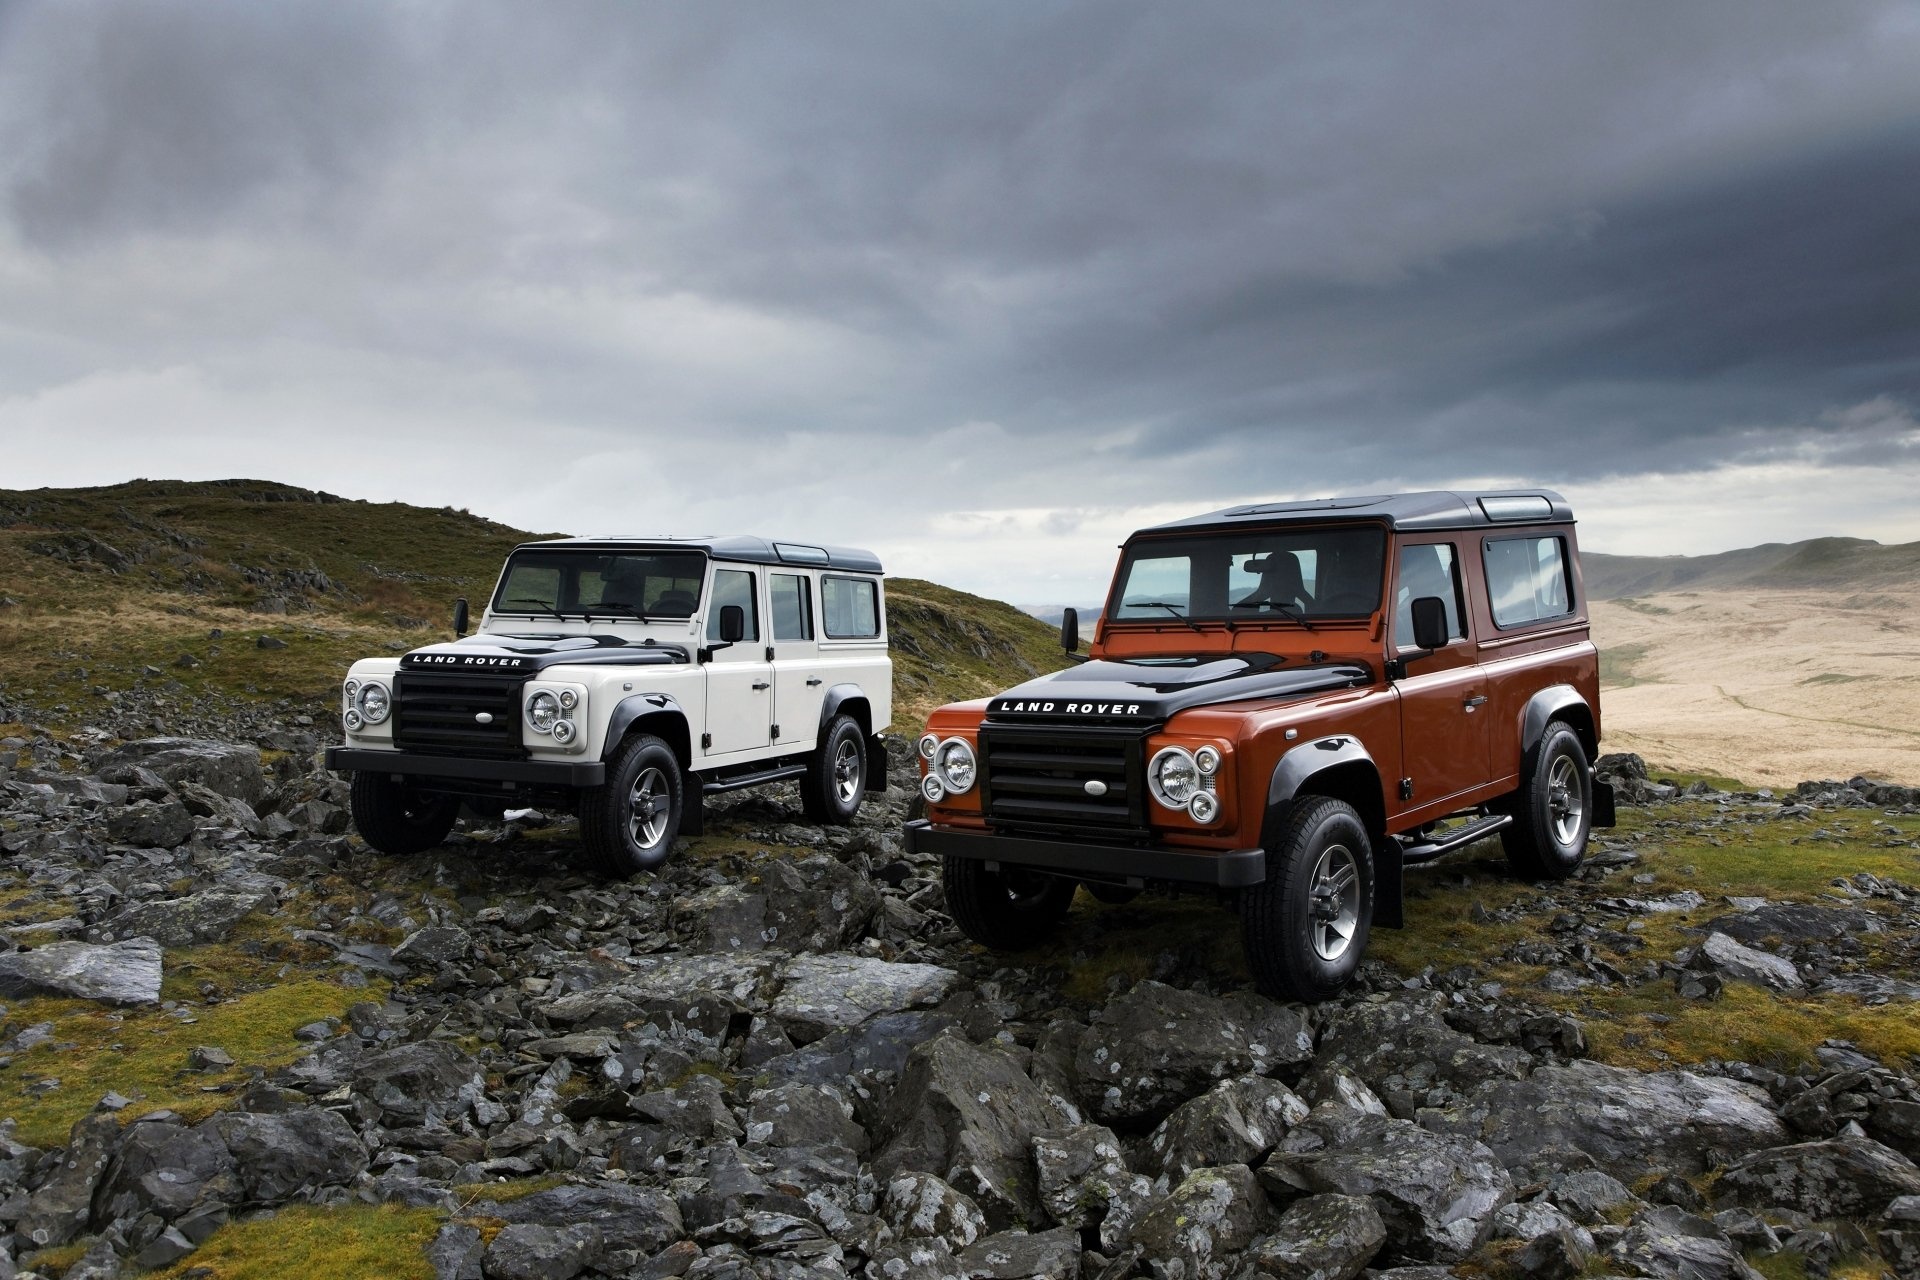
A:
587 599 654 623
506 597 568 621
1128 601 1204 634
1229 597 1317 631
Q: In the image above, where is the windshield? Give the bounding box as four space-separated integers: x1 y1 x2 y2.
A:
1110 527 1387 621
491 550 706 619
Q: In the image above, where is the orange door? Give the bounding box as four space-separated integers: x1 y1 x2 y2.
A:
1389 540 1490 816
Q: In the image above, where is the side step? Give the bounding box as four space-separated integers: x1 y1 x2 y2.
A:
699 762 807 796
1397 813 1512 865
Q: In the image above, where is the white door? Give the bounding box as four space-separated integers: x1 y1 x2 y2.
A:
703 566 773 757
769 571 826 747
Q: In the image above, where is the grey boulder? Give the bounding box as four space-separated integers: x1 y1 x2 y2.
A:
1031 1124 1141 1235
770 953 960 1044
873 1032 1069 1228
0 937 162 1004
1072 981 1312 1125
1243 1192 1386 1280
1262 1115 1512 1264
956 1226 1081 1279
207 1108 369 1202
482 1222 601 1280
104 798 197 848
744 1081 868 1154
1417 1060 1786 1181
96 737 268 805
1129 1164 1268 1280
673 855 881 953
882 1171 988 1250
1715 1136 1920 1220
104 890 268 948
1691 932 1801 991
1611 1205 1763 1280
467 1184 683 1257
353 1039 488 1126
1315 995 1532 1112
1145 1074 1308 1181
18 1112 120 1248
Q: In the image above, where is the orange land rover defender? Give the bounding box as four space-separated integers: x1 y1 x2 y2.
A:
903 490 1615 1002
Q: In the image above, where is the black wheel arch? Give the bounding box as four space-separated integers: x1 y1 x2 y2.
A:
1265 737 1398 926
602 695 692 768
1520 685 1598 767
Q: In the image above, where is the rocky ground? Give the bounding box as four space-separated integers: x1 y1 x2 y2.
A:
0 706 1918 1278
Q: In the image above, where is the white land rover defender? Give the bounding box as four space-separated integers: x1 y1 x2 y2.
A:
323 537 892 873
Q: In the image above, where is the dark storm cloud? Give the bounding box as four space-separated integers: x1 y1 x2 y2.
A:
2 0 1918 586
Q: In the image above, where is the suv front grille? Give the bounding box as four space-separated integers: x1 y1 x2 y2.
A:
392 670 528 759
979 723 1146 837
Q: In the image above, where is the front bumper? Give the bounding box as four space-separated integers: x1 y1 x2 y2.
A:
904 818 1265 887
324 746 606 787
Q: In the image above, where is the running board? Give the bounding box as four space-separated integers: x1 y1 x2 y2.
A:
700 762 806 795
1397 813 1512 865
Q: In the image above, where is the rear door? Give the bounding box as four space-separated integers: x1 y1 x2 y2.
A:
703 565 773 757
1390 538 1491 815
769 571 826 748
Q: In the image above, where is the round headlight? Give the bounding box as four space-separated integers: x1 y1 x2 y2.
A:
921 774 946 803
357 682 391 724
1148 747 1199 808
558 689 578 711
1188 790 1220 824
1194 745 1222 776
551 718 576 745
934 738 976 793
344 679 360 701
344 708 363 731
527 691 560 733
918 733 940 760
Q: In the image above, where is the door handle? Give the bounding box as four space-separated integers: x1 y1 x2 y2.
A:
805 678 823 687
1463 695 1487 710
752 681 770 691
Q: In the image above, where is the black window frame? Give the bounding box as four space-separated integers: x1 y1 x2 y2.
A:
821 575 882 640
1103 524 1390 624
705 566 762 643
1392 539 1470 651
490 549 708 619
1482 533 1575 630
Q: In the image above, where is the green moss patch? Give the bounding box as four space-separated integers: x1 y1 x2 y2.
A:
152 1203 443 1280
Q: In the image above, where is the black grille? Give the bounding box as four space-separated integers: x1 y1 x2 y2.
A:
979 723 1146 836
392 670 527 759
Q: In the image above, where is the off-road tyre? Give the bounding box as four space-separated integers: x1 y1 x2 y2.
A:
943 857 1077 950
581 733 683 876
800 714 866 825
1240 795 1374 1003
1086 883 1141 906
1501 722 1592 880
349 771 460 856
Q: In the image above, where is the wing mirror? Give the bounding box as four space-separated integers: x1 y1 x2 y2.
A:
452 597 469 639
718 605 746 644
1409 596 1451 652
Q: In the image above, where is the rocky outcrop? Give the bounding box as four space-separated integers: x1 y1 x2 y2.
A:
0 937 163 1004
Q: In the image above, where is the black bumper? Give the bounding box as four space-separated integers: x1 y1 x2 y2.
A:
324 747 606 787
904 819 1265 888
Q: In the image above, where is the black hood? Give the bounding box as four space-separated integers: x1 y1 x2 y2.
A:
986 654 1370 726
400 633 690 674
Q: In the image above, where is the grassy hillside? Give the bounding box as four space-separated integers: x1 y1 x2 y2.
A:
1584 535 1920 599
0 479 1061 729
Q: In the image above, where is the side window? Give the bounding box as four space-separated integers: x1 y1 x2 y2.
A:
1394 543 1466 648
771 573 813 642
822 576 880 639
706 568 760 642
1484 536 1573 627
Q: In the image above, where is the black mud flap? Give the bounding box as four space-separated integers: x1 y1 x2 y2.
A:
1592 779 1617 829
865 734 889 793
1374 835 1404 929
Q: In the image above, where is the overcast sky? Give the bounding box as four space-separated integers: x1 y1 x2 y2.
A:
3 2 1918 602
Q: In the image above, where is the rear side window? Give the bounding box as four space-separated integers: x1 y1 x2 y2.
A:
1484 536 1572 627
822 576 880 638
771 573 813 641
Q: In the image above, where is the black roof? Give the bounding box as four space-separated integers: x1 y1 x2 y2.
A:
515 535 883 574
1140 489 1572 536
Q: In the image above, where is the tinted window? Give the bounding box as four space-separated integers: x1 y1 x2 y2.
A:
1484 536 1572 627
1110 527 1386 620
822 576 880 638
495 551 705 618
771 573 813 641
1394 542 1466 647
706 568 760 642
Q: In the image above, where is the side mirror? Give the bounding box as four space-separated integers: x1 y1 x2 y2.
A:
452 597 470 638
1059 607 1079 654
719 605 746 644
1409 596 1451 652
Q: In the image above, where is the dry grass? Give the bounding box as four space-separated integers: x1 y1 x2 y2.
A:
150 1203 442 1280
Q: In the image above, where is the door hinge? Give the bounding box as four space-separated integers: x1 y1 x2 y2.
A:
770 724 780 739
1399 777 1414 801
701 733 712 750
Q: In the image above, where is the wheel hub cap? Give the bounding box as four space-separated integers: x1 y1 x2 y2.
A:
1307 843 1360 963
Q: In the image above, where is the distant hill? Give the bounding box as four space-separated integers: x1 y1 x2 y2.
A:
0 479 1062 727
1582 536 1920 599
